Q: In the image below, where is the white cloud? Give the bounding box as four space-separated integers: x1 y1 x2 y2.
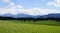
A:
9 2 15 7
27 8 58 15
0 8 8 15
47 0 60 7
8 2 16 9
0 1 59 16
16 5 23 9
47 2 54 6
0 0 60 16
54 0 60 7
0 1 60 16
0 6 60 16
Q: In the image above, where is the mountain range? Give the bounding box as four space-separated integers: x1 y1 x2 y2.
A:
0 13 60 18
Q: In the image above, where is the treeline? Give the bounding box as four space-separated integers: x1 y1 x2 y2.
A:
0 16 60 21
0 16 16 20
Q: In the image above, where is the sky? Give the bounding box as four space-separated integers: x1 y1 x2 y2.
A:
0 0 60 16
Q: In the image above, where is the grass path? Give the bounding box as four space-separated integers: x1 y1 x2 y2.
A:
0 20 60 33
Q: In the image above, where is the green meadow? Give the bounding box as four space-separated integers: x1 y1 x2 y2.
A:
0 20 60 33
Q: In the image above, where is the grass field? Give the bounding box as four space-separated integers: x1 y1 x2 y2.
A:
0 20 60 33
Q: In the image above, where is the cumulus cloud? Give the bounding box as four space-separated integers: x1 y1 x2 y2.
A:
47 0 60 7
0 6 59 16
0 0 60 16
27 8 58 15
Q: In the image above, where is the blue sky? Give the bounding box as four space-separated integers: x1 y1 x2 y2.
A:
0 0 60 16
0 0 54 9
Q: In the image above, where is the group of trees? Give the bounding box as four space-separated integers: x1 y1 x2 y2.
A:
0 16 60 22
